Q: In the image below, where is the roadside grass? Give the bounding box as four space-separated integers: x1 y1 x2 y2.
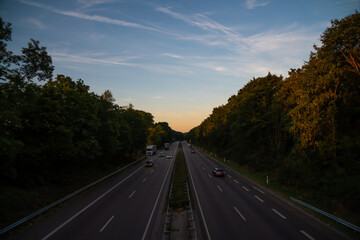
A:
169 144 189 210
197 146 360 240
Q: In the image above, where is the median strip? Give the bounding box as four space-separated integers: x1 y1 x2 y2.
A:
163 143 193 239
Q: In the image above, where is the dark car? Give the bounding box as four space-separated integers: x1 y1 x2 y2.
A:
191 149 195 153
145 160 153 167
212 167 224 177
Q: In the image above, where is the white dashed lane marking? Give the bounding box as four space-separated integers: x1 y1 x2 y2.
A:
272 208 287 219
234 207 246 221
254 195 264 203
99 216 115 232
128 190 136 199
253 186 265 194
300 230 316 240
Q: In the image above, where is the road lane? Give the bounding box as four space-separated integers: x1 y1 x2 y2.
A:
13 143 178 240
183 143 349 240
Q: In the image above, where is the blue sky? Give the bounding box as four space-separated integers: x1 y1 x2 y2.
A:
1 0 358 132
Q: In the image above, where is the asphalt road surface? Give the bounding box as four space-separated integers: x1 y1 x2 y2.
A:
12 143 178 240
183 143 350 240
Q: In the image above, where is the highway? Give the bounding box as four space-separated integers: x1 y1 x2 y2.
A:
183 143 350 240
12 143 178 240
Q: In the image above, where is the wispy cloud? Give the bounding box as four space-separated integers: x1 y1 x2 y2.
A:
157 7 232 35
123 97 134 102
245 0 270 9
26 17 46 29
214 66 227 72
21 0 159 32
156 7 251 52
163 53 184 59
58 10 158 31
76 0 115 9
51 52 135 67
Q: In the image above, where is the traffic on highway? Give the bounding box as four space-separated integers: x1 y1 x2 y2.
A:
13 144 178 240
11 142 350 240
183 142 350 240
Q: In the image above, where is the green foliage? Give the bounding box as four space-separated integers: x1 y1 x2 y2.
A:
0 17 183 187
187 12 360 218
147 121 183 147
169 144 189 209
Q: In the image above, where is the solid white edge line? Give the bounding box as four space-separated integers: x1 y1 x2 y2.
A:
42 165 144 240
129 190 136 199
233 207 246 221
141 148 175 240
217 185 223 192
254 195 264 203
300 230 316 240
186 153 212 240
99 216 115 232
272 208 287 219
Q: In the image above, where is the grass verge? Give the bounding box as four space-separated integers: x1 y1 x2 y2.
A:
169 143 189 210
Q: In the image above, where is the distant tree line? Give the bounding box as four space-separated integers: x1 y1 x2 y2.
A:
187 12 360 216
0 17 182 186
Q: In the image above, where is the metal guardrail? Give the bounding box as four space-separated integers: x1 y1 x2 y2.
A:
0 156 146 236
290 197 360 233
163 182 173 239
185 182 197 240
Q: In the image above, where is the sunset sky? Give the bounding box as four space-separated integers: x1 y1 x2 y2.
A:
1 0 358 132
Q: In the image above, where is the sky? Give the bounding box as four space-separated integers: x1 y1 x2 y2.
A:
1 0 358 132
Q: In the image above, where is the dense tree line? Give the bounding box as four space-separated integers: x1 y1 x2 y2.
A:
0 17 182 186
187 12 360 217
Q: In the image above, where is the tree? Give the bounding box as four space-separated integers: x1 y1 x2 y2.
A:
20 39 54 82
0 17 17 81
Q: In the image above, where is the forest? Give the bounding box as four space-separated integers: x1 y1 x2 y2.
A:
0 16 182 188
187 12 360 220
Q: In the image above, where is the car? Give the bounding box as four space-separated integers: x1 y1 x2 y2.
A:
145 160 153 167
212 167 224 177
159 152 164 157
167 154 172 159
191 149 195 153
